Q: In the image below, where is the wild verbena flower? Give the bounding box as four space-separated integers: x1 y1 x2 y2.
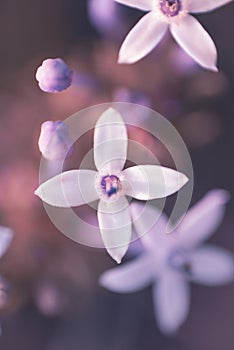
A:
38 121 73 161
34 107 188 263
115 0 233 70
36 58 73 93
100 190 234 333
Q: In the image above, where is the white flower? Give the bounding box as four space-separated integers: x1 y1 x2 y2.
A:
115 0 233 70
34 107 188 263
100 190 234 334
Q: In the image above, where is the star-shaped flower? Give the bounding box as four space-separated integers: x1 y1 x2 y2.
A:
35 107 188 263
100 190 234 333
115 0 233 70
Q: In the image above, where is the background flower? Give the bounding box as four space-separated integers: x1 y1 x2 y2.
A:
100 190 234 334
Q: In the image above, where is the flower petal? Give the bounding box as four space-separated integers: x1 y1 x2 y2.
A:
188 0 233 14
123 165 188 200
94 108 128 172
100 254 154 292
35 170 99 207
178 190 229 250
130 202 174 253
188 245 234 286
170 15 217 71
115 0 153 11
118 12 168 64
153 271 190 334
97 196 132 263
0 226 14 258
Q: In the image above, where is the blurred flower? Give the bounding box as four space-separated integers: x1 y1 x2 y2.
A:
34 107 188 263
36 58 73 93
0 226 13 333
115 0 233 70
0 226 14 259
88 0 126 40
100 190 234 334
38 121 73 161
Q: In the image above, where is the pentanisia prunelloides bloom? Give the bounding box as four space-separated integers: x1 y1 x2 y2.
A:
115 0 233 70
34 107 188 263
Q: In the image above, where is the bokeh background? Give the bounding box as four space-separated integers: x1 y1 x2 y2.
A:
0 0 234 349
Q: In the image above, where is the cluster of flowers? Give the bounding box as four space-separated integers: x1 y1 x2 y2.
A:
0 0 233 337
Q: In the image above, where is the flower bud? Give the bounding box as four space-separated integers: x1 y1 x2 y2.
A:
38 121 73 160
36 58 73 93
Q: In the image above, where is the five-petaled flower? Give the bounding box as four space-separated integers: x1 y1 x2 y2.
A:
100 190 234 333
34 107 188 263
115 0 233 70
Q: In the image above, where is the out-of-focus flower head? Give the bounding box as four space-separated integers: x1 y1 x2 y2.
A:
88 0 126 40
115 0 233 70
36 58 73 93
100 190 234 334
38 121 73 161
0 226 14 259
34 107 188 263
0 226 14 333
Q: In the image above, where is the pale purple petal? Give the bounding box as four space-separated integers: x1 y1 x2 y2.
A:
118 12 168 64
153 271 190 334
170 15 218 71
188 0 233 13
115 0 153 11
123 165 188 200
100 254 154 292
94 108 128 173
0 226 14 258
178 190 229 250
188 245 234 286
97 196 132 263
130 202 175 253
34 170 98 207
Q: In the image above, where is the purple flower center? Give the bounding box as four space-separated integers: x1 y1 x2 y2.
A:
101 175 121 198
159 0 181 16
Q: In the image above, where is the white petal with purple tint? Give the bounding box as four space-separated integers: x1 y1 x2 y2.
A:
34 170 98 207
123 165 188 200
118 12 168 64
153 271 190 334
130 202 175 252
188 0 233 14
170 15 217 71
178 189 229 250
188 245 234 286
100 254 154 292
94 108 128 172
115 0 153 11
97 196 132 263
0 226 14 258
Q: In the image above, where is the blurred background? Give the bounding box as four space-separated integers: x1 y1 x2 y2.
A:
0 0 234 349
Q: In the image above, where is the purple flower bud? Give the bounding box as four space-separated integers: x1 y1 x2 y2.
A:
38 121 73 160
36 58 73 93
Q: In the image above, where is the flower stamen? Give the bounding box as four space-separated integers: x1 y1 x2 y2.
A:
101 175 122 198
159 0 181 17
